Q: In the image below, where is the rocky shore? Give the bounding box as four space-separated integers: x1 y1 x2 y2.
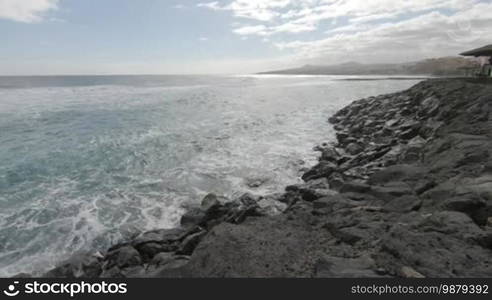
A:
39 78 492 278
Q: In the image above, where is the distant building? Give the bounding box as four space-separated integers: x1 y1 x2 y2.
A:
460 44 492 77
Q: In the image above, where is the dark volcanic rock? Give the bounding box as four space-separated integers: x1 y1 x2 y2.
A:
44 252 103 278
301 161 337 181
185 210 326 277
105 245 142 270
201 193 222 211
177 230 207 255
180 207 206 228
376 212 492 277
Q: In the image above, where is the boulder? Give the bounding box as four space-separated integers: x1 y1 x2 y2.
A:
340 182 371 194
180 207 206 228
377 212 492 277
368 164 426 185
301 161 337 181
346 143 363 155
177 230 207 255
147 254 190 278
132 228 186 247
383 195 422 213
105 246 142 270
185 212 325 277
44 252 103 278
201 193 221 211
312 194 359 214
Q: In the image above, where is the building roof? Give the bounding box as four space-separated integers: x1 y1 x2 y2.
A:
460 44 492 57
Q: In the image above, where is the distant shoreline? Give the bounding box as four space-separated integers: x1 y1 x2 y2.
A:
258 56 478 77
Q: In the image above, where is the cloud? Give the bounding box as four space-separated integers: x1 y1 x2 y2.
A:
197 1 222 10
199 37 209 41
198 0 291 21
233 24 268 35
0 0 60 23
275 2 492 64
199 0 492 66
198 0 482 36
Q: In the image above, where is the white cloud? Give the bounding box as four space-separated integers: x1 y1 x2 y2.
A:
199 37 209 41
198 0 482 36
198 0 292 21
198 0 492 66
0 0 60 23
197 1 222 10
233 25 268 35
276 3 492 65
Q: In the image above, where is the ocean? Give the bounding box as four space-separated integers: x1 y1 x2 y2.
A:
0 74 422 276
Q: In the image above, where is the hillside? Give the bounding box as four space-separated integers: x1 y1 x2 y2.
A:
260 57 479 76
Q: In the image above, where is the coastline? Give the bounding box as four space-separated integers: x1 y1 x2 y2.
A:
36 78 492 278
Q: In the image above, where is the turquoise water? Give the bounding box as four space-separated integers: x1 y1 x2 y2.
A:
0 75 421 276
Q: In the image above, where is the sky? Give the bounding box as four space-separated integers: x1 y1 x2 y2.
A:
1 0 491 75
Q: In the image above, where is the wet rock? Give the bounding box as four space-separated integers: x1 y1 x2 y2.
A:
419 96 440 118
136 242 174 261
342 192 378 202
105 245 142 270
324 224 364 245
312 194 359 214
346 143 363 155
399 137 425 163
369 181 413 201
319 147 341 163
336 132 350 145
145 253 191 278
44 252 103 278
149 252 176 267
414 179 436 195
443 196 485 215
399 127 420 140
156 254 189 269
301 161 337 181
201 193 221 211
238 193 258 207
327 172 346 190
383 195 422 213
385 119 400 128
368 164 426 185
180 207 206 228
177 230 207 255
287 178 332 202
132 228 185 247
256 195 288 216
340 182 371 194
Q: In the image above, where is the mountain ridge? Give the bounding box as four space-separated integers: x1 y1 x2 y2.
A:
260 57 479 76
